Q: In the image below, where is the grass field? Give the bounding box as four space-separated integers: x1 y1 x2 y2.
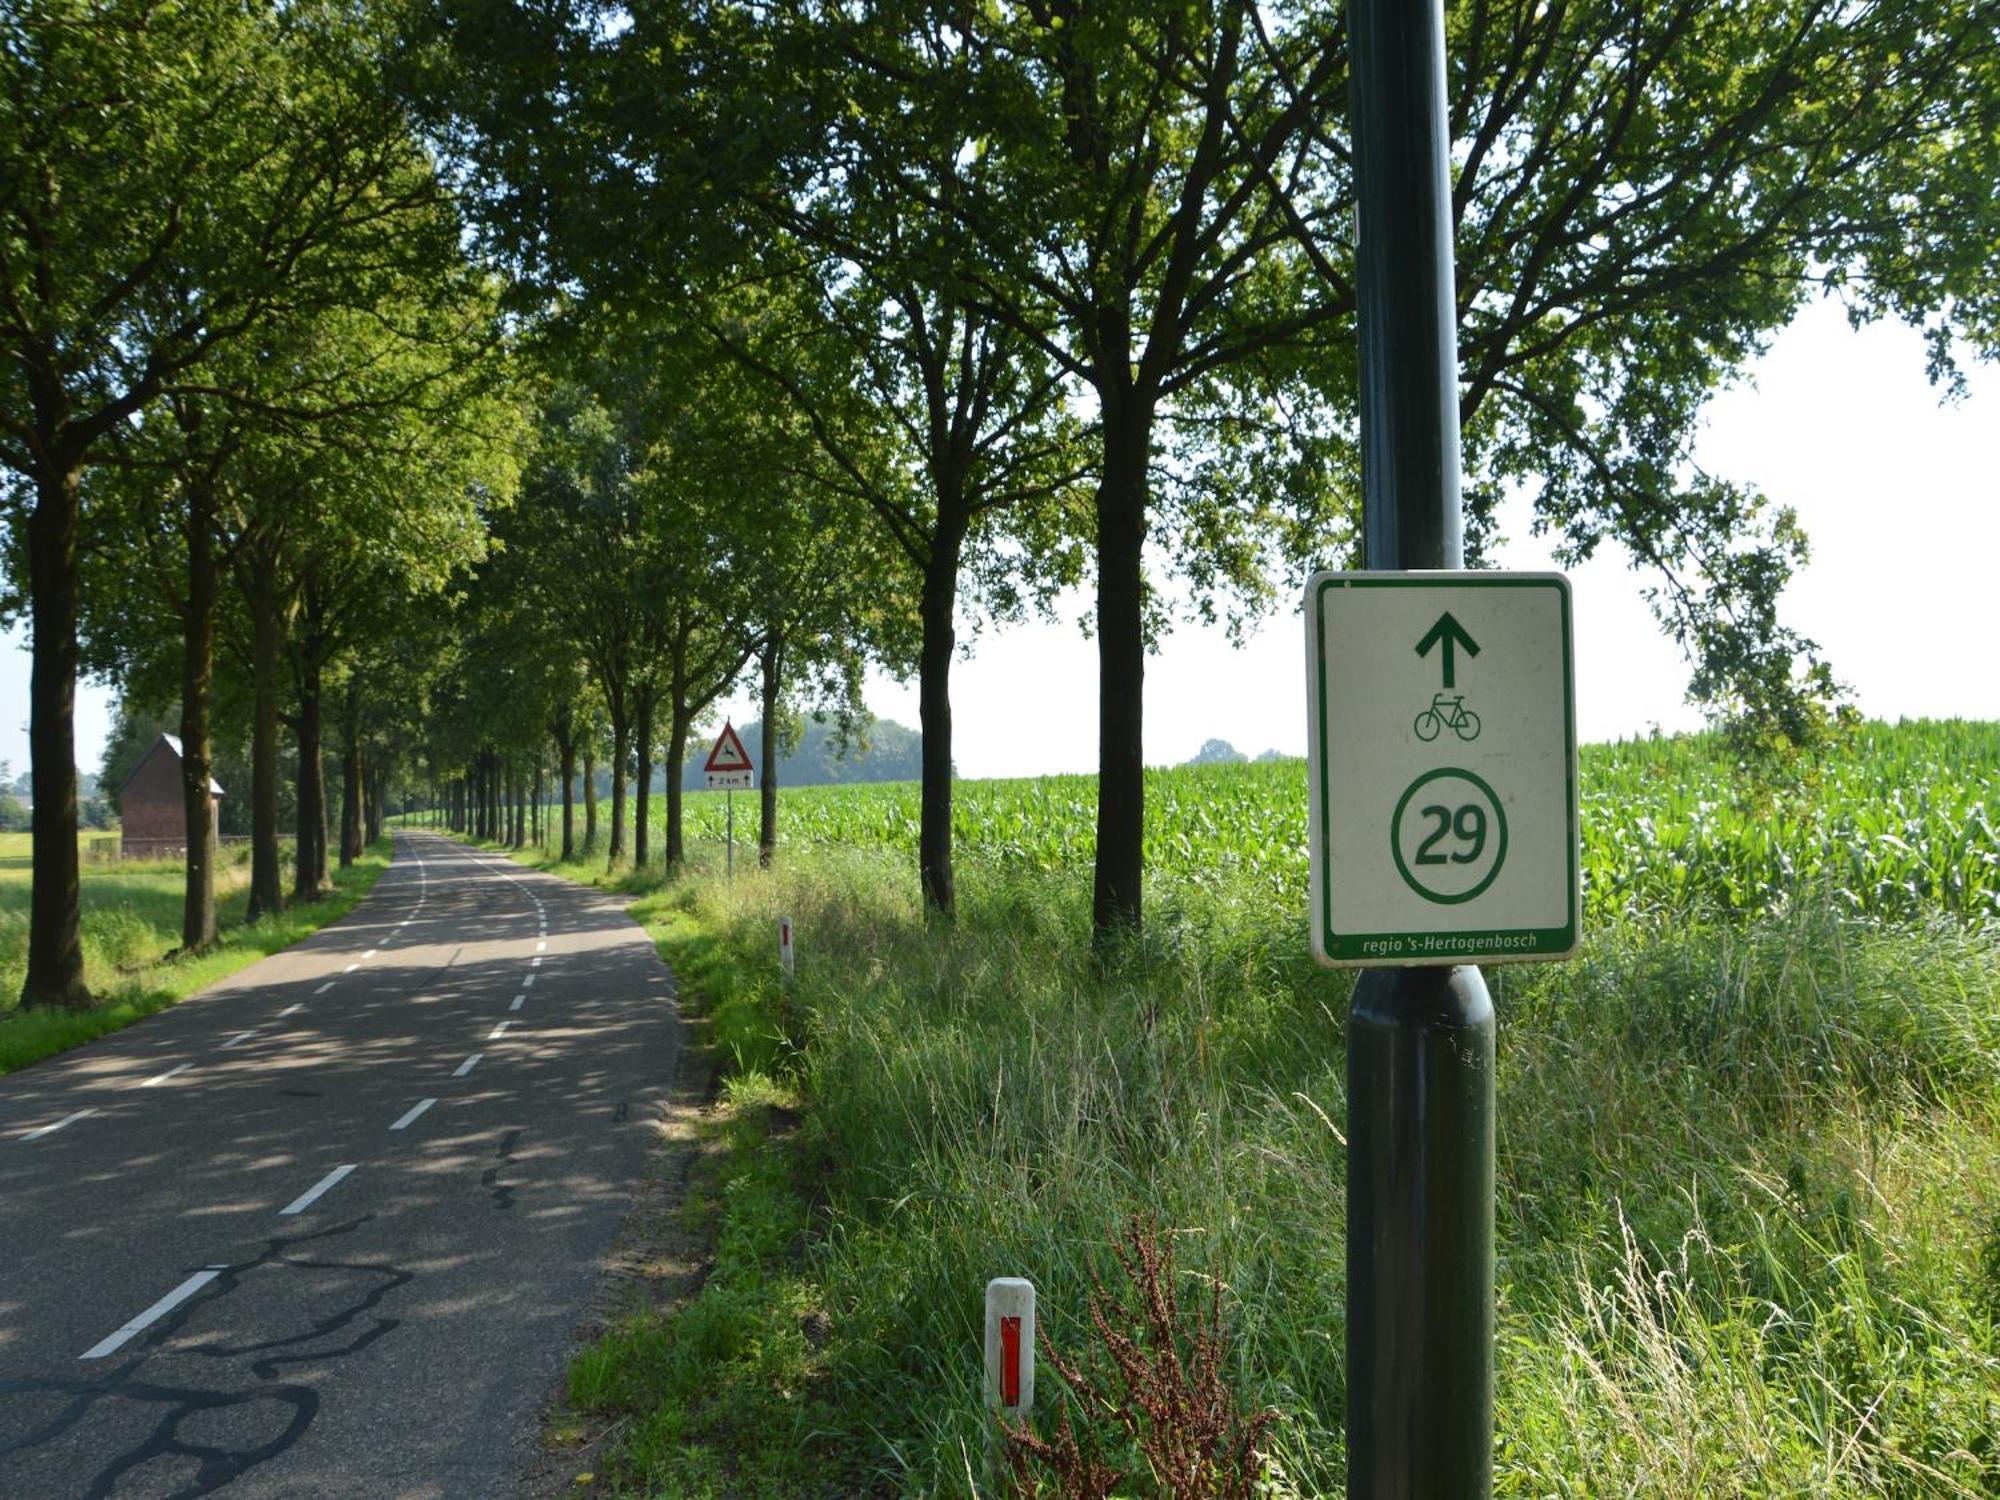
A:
470 720 2000 1497
0 832 391 1075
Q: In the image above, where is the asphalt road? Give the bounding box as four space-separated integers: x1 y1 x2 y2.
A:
0 832 678 1499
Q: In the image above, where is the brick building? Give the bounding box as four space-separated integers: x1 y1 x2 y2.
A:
118 733 224 859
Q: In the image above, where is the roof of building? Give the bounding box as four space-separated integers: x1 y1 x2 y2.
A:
118 733 225 797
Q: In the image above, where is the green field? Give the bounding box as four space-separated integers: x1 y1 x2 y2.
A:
661 717 2000 922
495 720 2000 1497
0 833 391 1074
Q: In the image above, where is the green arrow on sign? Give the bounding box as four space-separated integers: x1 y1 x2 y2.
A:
1415 611 1480 688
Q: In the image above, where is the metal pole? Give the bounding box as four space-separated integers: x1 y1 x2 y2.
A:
726 788 734 880
1346 0 1494 1494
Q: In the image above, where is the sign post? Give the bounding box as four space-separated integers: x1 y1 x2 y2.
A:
1306 573 1578 967
703 724 755 879
1324 0 1574 1492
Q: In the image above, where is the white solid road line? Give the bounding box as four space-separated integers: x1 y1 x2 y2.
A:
453 1054 482 1078
389 1098 437 1131
140 1063 192 1088
220 1030 259 1050
488 1019 511 1039
509 995 524 1011
315 981 336 995
22 1108 96 1141
280 1164 356 1216
79 1267 228 1360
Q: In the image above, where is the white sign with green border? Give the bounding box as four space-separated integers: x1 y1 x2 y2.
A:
1306 571 1579 967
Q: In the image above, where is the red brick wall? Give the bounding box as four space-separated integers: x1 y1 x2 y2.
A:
120 740 185 851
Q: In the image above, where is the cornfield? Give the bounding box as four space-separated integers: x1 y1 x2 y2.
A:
673 718 1999 922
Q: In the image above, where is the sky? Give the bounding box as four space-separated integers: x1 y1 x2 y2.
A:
3 297 1995 786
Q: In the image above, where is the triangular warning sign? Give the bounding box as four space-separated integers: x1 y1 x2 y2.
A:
703 722 754 773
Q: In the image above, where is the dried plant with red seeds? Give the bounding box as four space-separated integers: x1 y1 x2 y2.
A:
1000 1216 1276 1499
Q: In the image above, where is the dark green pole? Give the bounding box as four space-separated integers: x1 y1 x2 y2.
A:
1346 0 1495 1494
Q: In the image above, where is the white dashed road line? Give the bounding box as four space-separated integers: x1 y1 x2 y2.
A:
21 1109 95 1141
488 1020 511 1040
314 981 336 995
79 1267 228 1360
278 1003 304 1018
140 1064 192 1088
220 1030 259 1050
452 1054 482 1078
388 1098 437 1131
509 995 524 1011
279 1165 355 1216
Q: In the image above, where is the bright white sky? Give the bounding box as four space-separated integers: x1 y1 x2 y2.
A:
3 298 1995 785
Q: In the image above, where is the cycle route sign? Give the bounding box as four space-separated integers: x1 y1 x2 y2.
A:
1305 571 1578 967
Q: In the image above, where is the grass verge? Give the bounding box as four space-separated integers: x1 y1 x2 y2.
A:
456 829 2000 1497
0 837 393 1075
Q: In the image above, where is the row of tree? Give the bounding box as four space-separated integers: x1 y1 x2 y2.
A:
6 0 1997 1009
413 0 1999 935
2 0 518 1008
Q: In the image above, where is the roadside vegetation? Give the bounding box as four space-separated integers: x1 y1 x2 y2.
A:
452 719 2000 1497
9 0 1999 1488
0 833 391 1075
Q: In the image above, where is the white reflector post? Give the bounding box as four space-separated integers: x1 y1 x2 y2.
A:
779 916 795 980
984 1277 1035 1415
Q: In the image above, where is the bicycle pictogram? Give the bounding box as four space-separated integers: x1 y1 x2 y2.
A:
1413 692 1481 743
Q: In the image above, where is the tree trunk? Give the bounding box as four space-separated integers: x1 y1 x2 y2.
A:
366 766 384 845
532 761 543 848
21 461 90 1010
607 715 629 865
178 472 221 951
1093 399 1154 939
634 684 657 869
665 706 690 869
245 549 284 919
918 524 967 917
582 740 598 854
293 652 329 901
555 720 577 862
339 684 362 869
758 636 781 868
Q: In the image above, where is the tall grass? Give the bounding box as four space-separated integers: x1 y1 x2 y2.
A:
631 853 1998 1496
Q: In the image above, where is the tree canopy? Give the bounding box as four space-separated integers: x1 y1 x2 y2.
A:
4 0 1995 982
